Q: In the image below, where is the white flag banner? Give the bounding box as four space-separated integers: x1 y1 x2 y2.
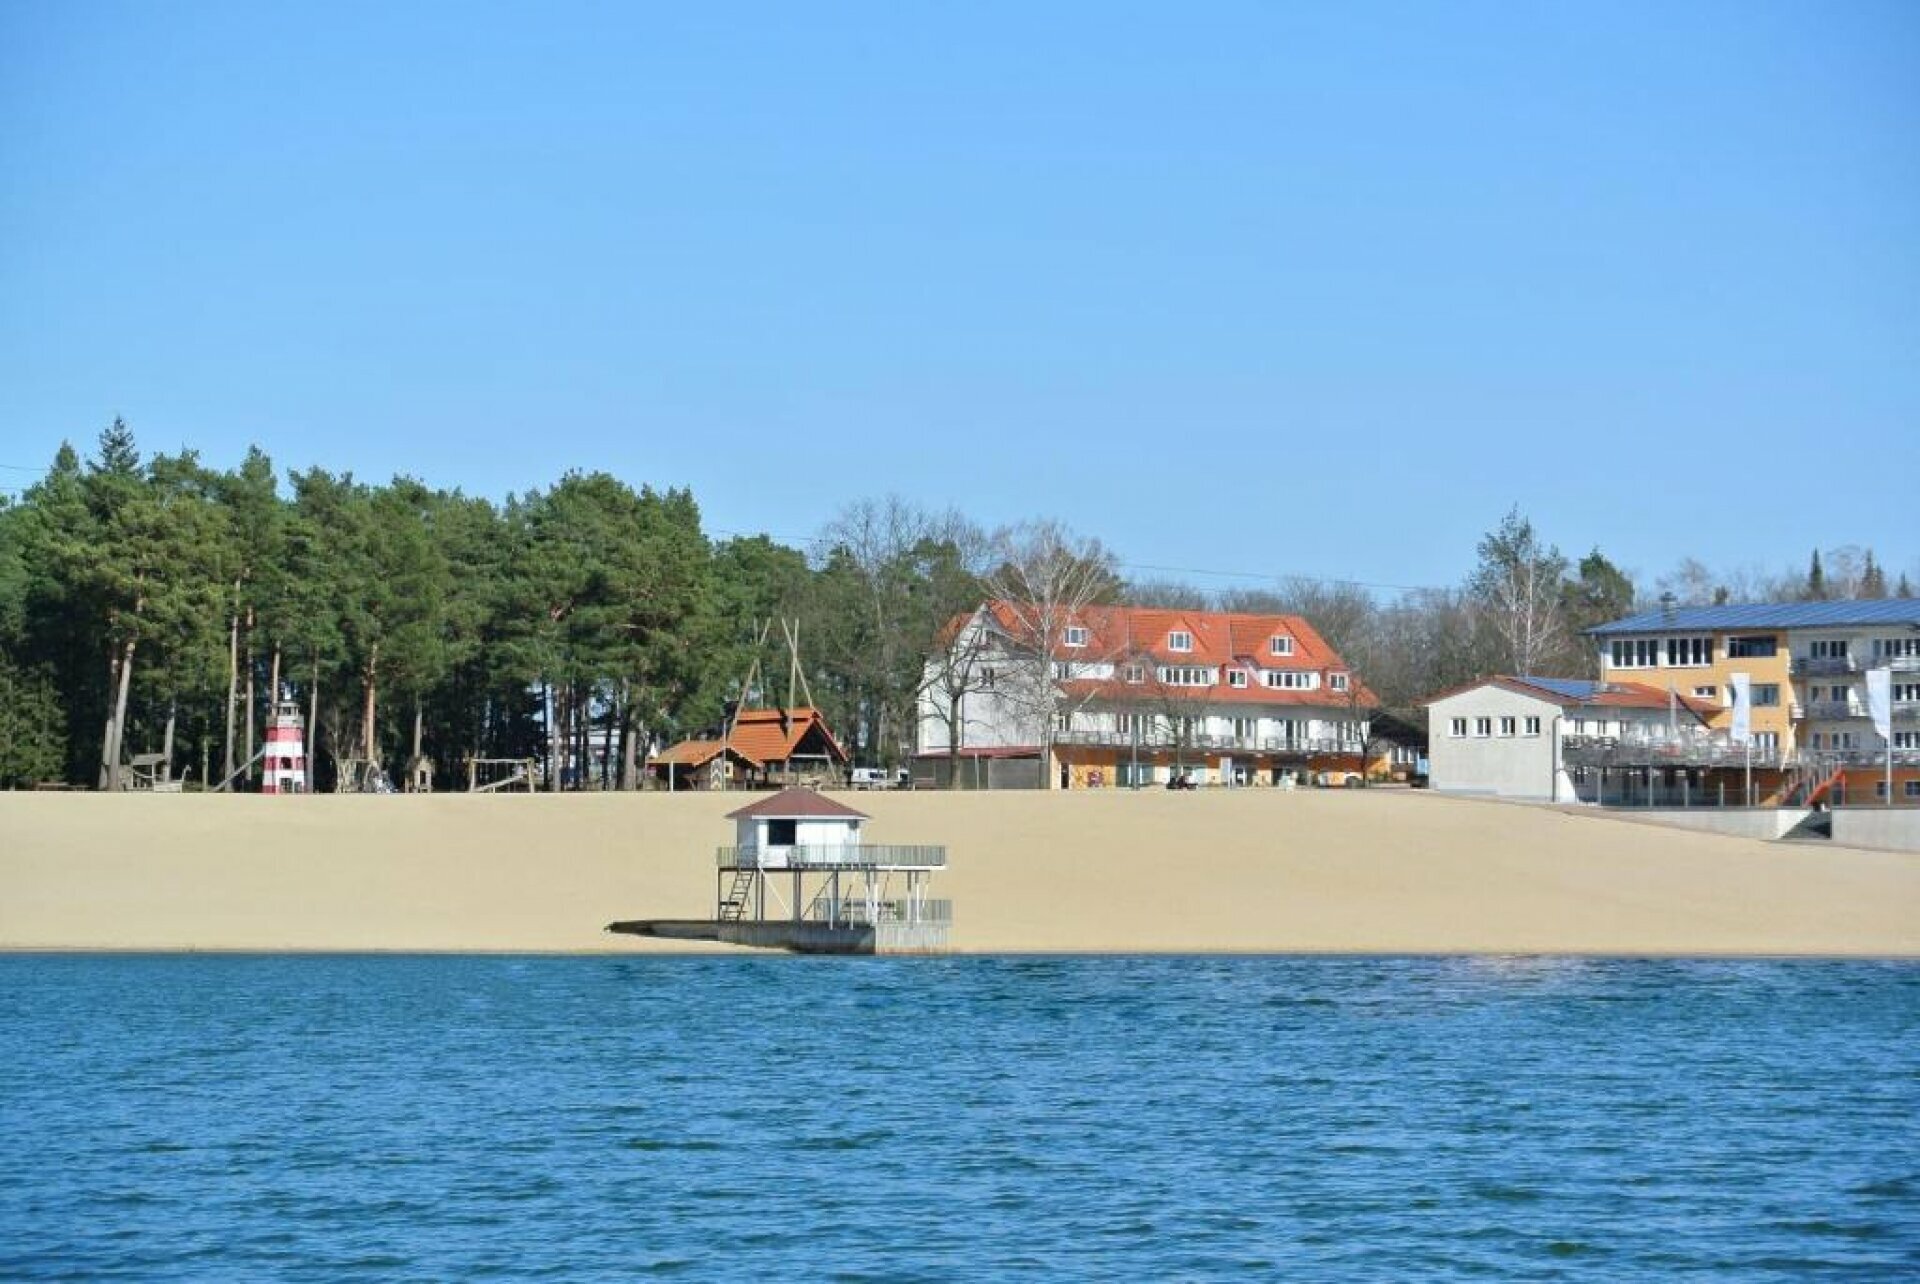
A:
1729 672 1752 745
1865 667 1893 742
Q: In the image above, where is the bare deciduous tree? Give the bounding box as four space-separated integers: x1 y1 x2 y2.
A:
981 520 1119 780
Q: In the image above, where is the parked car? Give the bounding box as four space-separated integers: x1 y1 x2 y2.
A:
850 766 911 790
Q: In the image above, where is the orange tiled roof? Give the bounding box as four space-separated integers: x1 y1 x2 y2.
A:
726 707 850 766
651 738 763 769
983 601 1378 708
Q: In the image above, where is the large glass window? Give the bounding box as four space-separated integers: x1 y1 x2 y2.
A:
1664 636 1712 666
1751 683 1781 707
1727 635 1778 658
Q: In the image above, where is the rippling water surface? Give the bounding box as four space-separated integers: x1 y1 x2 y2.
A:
2 955 1916 1279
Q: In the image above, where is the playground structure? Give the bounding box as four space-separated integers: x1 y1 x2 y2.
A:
467 757 536 793
650 618 853 789
122 752 183 793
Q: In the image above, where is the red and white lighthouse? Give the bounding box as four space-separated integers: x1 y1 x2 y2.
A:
261 699 307 794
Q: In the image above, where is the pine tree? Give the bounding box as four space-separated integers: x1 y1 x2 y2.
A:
1804 549 1827 601
1860 550 1886 599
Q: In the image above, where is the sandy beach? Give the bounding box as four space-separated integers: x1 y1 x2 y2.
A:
2 789 1916 956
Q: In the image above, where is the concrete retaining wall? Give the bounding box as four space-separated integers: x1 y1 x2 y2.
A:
1830 809 1920 853
1613 808 1813 841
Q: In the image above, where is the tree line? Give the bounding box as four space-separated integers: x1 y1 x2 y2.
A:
0 424 1911 788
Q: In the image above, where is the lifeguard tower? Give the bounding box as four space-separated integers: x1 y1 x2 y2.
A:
260 700 307 794
608 788 949 954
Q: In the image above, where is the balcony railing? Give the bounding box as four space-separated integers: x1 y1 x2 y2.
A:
1563 736 1920 771
1560 735 1788 769
717 845 948 870
1801 701 1920 722
1794 654 1920 676
1053 728 1363 755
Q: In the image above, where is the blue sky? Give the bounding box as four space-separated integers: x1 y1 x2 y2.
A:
2 2 1915 593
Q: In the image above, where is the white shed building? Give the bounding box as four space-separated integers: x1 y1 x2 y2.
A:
1427 676 1713 802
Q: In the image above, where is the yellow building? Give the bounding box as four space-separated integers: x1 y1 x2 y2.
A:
1589 600 1920 805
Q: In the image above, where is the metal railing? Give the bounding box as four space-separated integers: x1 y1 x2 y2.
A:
1801 701 1920 722
717 844 948 870
1052 729 1363 755
807 898 953 927
1794 654 1920 676
1792 656 1858 676
1560 735 1788 768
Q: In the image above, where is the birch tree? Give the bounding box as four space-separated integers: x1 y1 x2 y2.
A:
1469 508 1570 678
980 520 1119 776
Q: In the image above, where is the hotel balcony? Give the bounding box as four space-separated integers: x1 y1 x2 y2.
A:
1801 701 1920 722
1792 654 1920 677
1053 728 1364 756
1560 734 1788 769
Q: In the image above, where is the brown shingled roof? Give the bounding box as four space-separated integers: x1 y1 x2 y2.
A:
726 788 869 821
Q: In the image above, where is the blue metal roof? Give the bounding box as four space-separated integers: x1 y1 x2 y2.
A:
1514 676 1602 700
1587 599 1920 636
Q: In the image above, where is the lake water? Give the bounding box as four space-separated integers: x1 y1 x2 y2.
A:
2 956 1916 1280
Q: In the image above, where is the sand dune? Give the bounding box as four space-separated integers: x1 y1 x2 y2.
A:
2 789 1915 955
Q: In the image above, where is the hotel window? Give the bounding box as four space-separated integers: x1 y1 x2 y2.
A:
1115 713 1140 734
1665 637 1712 666
1727 635 1778 658
1263 670 1316 690
1896 732 1920 750
1056 712 1073 733
1894 684 1920 703
1168 631 1193 652
1693 686 1718 700
1231 717 1257 739
1810 639 1850 659
1609 638 1658 668
1052 661 1073 680
1474 717 1492 737
1123 664 1145 684
1908 781 1920 800
1873 637 1920 658
1449 718 1467 738
1157 666 1211 687
1228 669 1248 688
1063 626 1088 648
1269 635 1294 656
1751 683 1780 707
1523 716 1541 736
1753 731 1780 754
1330 673 1349 692
1498 717 1516 737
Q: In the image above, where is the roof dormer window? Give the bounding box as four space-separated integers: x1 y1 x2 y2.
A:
1063 625 1088 648
1269 635 1293 656
1228 669 1248 688
1168 630 1193 652
1330 672 1349 692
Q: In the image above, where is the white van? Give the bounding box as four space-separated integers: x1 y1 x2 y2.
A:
850 767 910 790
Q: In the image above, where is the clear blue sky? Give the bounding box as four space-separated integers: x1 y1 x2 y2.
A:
3 1 1915 593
